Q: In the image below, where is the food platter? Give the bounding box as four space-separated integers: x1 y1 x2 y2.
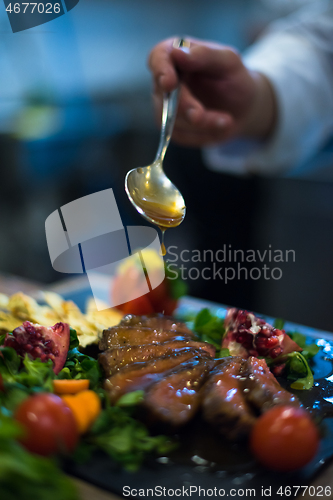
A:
56 291 333 500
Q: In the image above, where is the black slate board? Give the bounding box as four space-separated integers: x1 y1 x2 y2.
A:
60 291 333 499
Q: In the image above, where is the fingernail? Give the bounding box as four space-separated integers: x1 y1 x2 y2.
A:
158 75 166 88
179 46 190 54
216 117 227 127
186 108 198 122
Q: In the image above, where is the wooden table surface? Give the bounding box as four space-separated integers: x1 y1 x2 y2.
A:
1 273 333 500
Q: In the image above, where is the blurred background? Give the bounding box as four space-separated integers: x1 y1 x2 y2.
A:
1 0 333 331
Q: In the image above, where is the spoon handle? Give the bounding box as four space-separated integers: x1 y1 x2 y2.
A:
154 38 186 163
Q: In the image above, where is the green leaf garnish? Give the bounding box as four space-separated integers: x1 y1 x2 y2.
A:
116 391 145 407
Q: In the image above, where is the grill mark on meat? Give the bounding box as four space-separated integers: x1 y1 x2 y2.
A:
104 349 209 403
240 356 300 412
99 326 194 350
201 357 256 440
119 314 192 335
99 340 216 377
144 357 215 426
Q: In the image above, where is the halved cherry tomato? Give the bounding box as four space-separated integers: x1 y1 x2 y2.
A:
15 393 78 456
53 378 90 394
250 406 319 471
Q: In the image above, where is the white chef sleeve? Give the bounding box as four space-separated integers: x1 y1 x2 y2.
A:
204 2 333 176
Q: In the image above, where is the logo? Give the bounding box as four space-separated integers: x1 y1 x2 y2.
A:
3 0 80 33
45 188 165 311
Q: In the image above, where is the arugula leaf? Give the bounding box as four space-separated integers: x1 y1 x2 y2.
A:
85 405 176 471
69 327 80 349
0 347 54 390
288 332 319 360
0 347 21 381
194 308 226 356
0 412 78 500
56 348 102 389
268 351 314 390
273 318 285 330
0 333 6 346
116 390 145 407
219 348 230 357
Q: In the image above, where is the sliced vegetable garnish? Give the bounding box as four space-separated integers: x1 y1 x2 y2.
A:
53 379 90 394
62 390 101 434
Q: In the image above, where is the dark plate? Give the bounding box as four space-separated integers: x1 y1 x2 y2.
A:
59 289 333 500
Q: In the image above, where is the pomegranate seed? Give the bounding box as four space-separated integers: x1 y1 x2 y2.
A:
270 347 282 358
260 327 272 337
265 336 280 349
271 363 286 376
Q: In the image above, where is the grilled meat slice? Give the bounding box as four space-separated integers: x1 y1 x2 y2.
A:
99 340 215 377
144 356 215 426
201 357 256 440
119 314 192 335
99 326 194 350
240 356 300 411
104 349 208 403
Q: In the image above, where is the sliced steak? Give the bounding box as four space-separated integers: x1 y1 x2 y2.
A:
240 356 300 412
144 356 215 426
99 326 194 350
104 349 208 403
118 314 192 335
201 357 256 440
99 340 215 376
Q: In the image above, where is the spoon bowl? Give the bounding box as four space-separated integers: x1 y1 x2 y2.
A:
125 160 186 229
125 38 187 234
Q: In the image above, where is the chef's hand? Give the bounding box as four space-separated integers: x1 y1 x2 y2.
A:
148 37 277 147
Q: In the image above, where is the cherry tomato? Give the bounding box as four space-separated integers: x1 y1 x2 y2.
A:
15 393 78 456
250 406 319 471
0 373 4 392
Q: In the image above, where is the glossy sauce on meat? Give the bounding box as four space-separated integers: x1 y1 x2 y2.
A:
104 349 206 403
241 356 300 411
100 326 193 350
144 356 215 426
99 340 215 376
119 314 192 334
201 357 256 440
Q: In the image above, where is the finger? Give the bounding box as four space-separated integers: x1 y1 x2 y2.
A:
171 126 233 147
175 109 233 132
152 83 205 124
148 37 180 92
171 40 242 78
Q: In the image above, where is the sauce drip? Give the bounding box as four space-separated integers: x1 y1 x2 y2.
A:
160 233 166 256
133 199 185 257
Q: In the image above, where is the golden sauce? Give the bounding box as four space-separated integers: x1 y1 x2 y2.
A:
135 201 185 256
140 201 185 228
128 164 186 257
160 240 166 256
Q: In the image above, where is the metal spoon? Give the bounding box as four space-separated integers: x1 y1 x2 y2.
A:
125 39 186 237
